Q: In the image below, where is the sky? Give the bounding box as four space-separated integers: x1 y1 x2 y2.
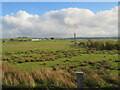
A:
2 0 120 2
1 2 119 38
2 2 118 16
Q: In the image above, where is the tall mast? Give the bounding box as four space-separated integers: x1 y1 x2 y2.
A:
74 33 76 44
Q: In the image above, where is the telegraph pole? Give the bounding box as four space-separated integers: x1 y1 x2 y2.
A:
74 33 77 44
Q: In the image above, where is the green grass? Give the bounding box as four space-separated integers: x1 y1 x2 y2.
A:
3 39 118 53
2 39 118 69
2 39 72 53
2 39 119 88
9 52 118 74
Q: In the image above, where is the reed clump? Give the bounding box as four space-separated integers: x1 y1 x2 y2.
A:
2 63 76 88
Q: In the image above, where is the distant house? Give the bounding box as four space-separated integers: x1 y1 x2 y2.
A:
31 38 49 41
31 38 41 41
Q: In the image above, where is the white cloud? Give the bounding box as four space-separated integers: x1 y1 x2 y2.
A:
1 6 118 38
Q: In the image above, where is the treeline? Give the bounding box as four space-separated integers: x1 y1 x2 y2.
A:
78 40 120 50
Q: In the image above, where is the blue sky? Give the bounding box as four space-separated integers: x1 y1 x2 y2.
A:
2 2 118 16
1 2 118 38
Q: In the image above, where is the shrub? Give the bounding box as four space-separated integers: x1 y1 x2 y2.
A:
82 40 120 50
79 68 120 88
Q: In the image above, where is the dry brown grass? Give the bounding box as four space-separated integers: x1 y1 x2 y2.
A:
2 63 119 88
2 63 35 87
79 68 120 88
31 68 76 88
2 63 76 88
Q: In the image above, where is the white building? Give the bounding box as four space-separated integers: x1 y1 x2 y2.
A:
31 38 49 41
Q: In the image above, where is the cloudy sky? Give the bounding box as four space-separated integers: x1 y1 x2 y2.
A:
1 2 118 38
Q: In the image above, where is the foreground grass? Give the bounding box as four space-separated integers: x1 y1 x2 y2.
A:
2 63 120 88
2 63 76 88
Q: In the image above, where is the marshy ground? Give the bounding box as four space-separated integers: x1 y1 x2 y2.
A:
2 39 120 88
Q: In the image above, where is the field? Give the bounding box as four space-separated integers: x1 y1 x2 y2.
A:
2 39 120 88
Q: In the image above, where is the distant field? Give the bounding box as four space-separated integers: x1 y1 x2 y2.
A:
2 39 118 53
2 39 119 88
2 39 72 53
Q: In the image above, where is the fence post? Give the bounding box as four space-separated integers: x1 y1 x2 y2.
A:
76 72 84 88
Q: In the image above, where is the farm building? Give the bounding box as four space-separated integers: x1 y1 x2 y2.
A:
31 38 41 41
31 38 50 41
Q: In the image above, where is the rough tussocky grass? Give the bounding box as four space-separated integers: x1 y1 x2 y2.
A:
2 39 119 88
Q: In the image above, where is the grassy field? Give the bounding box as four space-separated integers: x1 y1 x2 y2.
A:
2 39 120 88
